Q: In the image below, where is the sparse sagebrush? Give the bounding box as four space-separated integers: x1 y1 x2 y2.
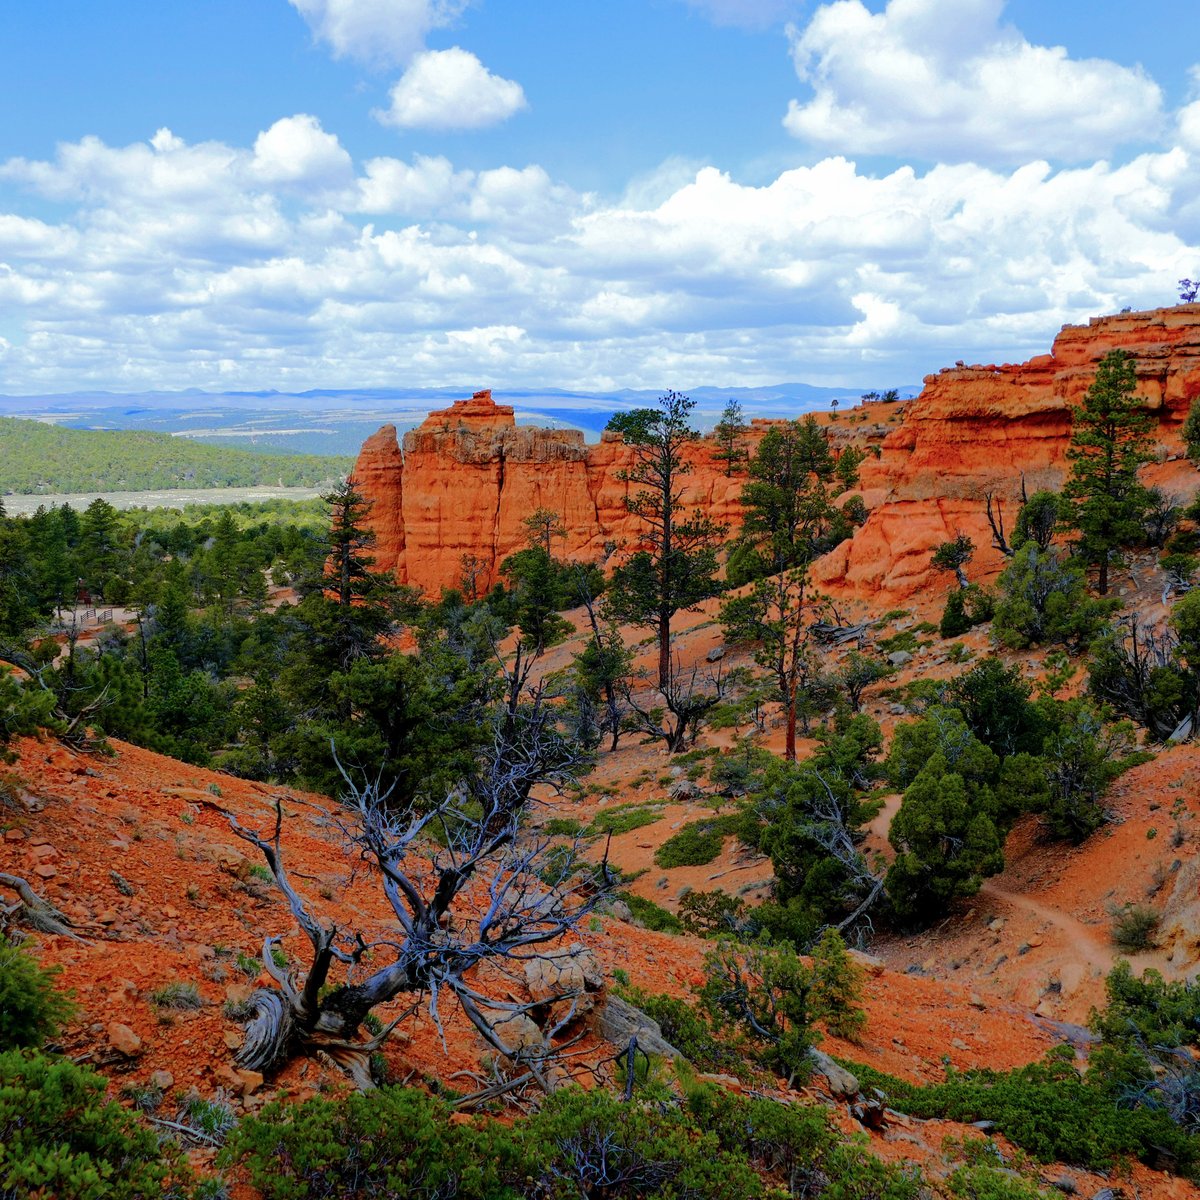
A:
177 1095 237 1145
223 997 257 1022
1111 903 1160 952
150 980 204 1011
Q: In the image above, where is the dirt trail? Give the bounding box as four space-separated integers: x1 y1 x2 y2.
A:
979 880 1120 975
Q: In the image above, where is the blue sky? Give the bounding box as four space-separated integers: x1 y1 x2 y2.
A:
1 0 1198 394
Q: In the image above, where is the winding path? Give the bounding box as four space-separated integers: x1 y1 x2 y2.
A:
979 880 1157 979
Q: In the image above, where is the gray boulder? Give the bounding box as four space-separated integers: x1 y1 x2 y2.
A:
592 994 683 1060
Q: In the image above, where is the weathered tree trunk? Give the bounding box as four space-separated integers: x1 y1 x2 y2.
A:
0 872 83 940
236 989 295 1073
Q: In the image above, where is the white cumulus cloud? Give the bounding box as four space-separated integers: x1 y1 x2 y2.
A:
784 0 1164 165
252 115 354 187
0 118 1198 393
288 0 468 67
375 47 527 131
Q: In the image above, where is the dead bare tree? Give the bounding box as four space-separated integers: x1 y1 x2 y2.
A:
751 767 885 939
458 553 487 602
621 655 728 753
984 491 1014 557
801 773 886 935
206 649 603 1090
719 567 818 760
1090 615 1185 741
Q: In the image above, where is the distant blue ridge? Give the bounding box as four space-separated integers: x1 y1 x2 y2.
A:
0 383 919 457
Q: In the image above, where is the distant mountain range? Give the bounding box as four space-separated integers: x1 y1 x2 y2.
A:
0 382 920 457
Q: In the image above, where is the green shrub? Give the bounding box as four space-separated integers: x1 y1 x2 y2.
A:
543 817 584 837
992 544 1116 649
0 667 60 761
227 1085 773 1200
538 843 582 887
618 988 739 1074
945 1163 1048 1200
809 928 867 1042
521 1087 761 1200
709 742 774 797
685 1085 924 1200
962 584 995 626
654 819 728 869
0 938 75 1051
701 938 818 1085
587 804 664 836
1161 552 1198 584
1111 903 1159 952
0 1049 189 1199
1038 700 1132 843
887 756 1004 924
940 590 972 638
1091 961 1200 1049
679 889 747 937
878 630 918 655
843 1050 1199 1176
223 1086 514 1200
684 1085 832 1189
622 892 684 934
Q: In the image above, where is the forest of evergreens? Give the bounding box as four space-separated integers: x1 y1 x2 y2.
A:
0 417 352 493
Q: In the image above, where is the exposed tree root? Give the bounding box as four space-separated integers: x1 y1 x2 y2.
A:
0 871 85 940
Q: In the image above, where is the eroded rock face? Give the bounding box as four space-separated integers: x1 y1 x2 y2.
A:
354 309 1200 603
352 423 406 583
815 305 1200 601
524 944 605 1025
352 388 748 596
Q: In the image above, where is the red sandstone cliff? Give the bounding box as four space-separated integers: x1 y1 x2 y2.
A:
354 308 1200 602
353 389 751 596
813 304 1200 599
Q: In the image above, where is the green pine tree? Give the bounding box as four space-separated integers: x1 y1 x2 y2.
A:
740 416 836 572
712 398 748 477
1063 350 1154 595
605 392 725 690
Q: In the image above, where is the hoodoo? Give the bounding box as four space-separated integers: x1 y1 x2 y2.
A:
352 387 749 595
354 307 1200 601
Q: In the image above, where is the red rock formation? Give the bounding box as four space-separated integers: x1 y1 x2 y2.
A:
352 423 406 582
813 304 1200 600
353 306 1200 602
353 390 752 596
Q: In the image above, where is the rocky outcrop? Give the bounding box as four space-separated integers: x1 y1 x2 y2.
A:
812 305 1200 600
354 309 1200 603
353 389 750 596
352 423 406 583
